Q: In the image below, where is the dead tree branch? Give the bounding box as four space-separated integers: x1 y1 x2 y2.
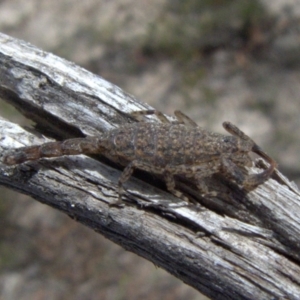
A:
1 32 300 300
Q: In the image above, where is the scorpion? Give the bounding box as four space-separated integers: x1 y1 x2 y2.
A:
3 110 276 204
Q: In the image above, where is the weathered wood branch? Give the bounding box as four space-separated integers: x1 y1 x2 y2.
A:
1 32 300 300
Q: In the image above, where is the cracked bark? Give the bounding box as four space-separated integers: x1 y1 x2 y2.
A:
0 32 300 300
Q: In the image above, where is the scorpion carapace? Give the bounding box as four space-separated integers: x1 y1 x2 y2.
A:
3 110 276 203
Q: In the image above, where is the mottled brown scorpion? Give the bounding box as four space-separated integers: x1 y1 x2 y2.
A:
3 110 276 204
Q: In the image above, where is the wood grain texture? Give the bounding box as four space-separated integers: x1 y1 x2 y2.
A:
1 32 300 300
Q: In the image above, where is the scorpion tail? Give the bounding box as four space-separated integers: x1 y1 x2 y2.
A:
247 144 277 187
222 121 277 187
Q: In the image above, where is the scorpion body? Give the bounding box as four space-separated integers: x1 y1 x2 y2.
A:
3 110 276 203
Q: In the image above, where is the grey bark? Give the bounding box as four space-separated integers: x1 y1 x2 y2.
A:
0 32 300 300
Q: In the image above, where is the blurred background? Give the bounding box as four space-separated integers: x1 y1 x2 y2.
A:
0 1 300 299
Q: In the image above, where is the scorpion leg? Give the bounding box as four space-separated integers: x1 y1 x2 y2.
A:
132 110 199 127
131 110 170 123
220 157 247 185
113 160 193 206
194 177 218 198
111 161 135 206
164 170 190 202
165 163 220 201
174 110 198 127
112 160 168 206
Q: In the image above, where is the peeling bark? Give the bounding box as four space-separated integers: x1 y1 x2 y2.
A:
1 32 300 300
